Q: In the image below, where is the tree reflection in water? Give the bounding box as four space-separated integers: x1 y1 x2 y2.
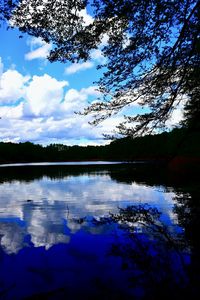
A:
93 203 199 300
173 187 200 300
0 164 199 299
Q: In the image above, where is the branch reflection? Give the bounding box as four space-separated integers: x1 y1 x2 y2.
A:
93 203 199 299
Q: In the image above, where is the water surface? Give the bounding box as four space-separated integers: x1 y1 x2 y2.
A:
0 163 199 299
0 160 126 167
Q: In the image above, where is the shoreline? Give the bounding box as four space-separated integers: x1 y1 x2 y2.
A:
1 156 200 173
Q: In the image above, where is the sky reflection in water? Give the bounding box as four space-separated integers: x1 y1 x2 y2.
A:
0 169 175 253
0 164 197 300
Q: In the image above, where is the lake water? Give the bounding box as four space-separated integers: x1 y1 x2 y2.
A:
0 163 199 299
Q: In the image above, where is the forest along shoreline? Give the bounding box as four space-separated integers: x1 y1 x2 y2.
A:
0 128 200 175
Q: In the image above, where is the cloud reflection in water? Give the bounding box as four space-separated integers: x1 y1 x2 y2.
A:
0 172 176 254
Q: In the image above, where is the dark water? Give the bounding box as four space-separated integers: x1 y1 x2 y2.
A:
0 163 199 299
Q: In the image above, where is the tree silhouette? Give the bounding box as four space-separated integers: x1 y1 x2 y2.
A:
1 0 200 136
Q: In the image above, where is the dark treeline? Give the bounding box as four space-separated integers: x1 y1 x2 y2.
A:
0 128 199 164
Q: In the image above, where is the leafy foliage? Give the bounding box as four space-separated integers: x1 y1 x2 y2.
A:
0 0 16 22
1 0 200 136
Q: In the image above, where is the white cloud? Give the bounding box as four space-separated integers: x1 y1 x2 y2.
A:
27 37 44 47
62 86 100 113
0 57 3 90
24 74 68 117
0 111 107 145
79 8 94 26
166 106 184 127
0 57 158 146
90 49 106 64
0 102 24 119
0 57 3 76
25 37 52 61
0 61 131 145
81 86 100 96
25 44 51 61
64 31 108 76
0 73 110 145
100 34 109 47
62 89 87 112
0 69 30 105
0 58 185 145
64 49 106 76
65 61 94 75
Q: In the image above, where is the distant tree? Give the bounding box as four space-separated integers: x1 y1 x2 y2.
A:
1 0 200 136
182 94 200 130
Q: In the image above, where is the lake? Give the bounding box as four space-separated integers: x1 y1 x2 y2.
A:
0 162 199 299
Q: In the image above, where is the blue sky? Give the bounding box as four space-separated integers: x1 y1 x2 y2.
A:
0 10 114 146
0 8 183 146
